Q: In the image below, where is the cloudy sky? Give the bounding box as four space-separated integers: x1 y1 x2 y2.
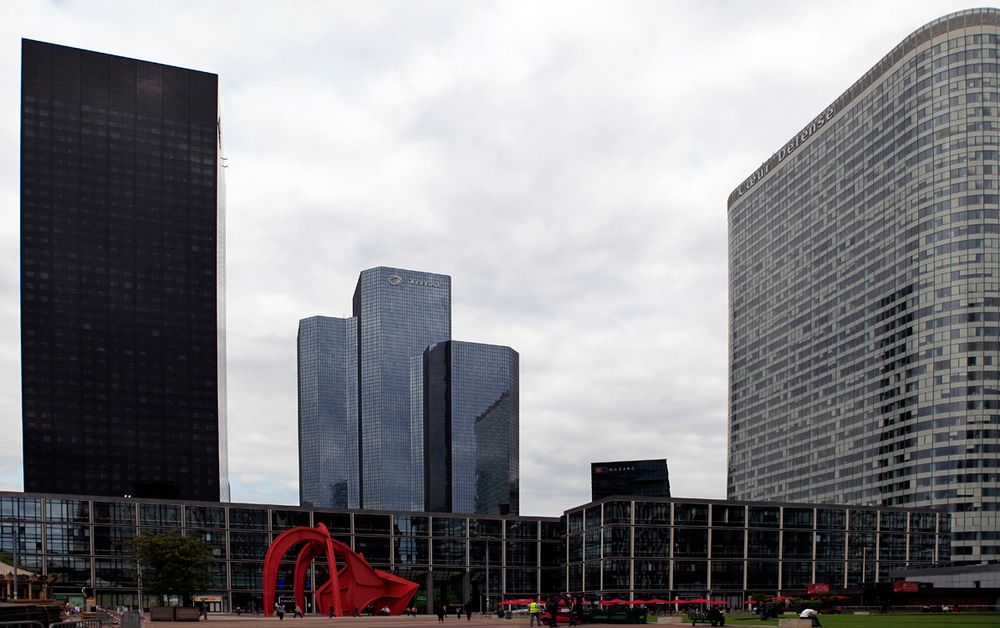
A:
0 0 979 515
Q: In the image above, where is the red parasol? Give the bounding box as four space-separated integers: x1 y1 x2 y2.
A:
705 600 726 605
605 599 629 605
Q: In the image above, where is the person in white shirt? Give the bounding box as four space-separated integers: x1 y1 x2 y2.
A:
799 608 821 627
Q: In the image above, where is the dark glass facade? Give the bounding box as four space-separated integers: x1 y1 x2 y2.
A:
591 459 671 501
297 317 358 508
420 341 519 515
564 497 949 601
0 491 948 610
729 8 1000 560
0 491 559 613
20 40 227 501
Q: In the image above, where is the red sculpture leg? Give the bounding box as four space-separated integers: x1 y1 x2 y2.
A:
263 526 329 616
263 524 417 616
293 541 324 614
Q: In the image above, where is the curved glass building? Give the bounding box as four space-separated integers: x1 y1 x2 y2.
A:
728 9 1000 561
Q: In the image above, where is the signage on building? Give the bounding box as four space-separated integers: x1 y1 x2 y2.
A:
892 581 920 593
594 465 636 474
806 584 829 594
386 274 441 289
194 595 222 603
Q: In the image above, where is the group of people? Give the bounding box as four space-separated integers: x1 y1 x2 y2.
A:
434 602 473 621
526 596 583 628
272 603 306 620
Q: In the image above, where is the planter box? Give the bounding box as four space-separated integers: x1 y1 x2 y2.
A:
174 607 201 622
149 606 174 621
149 606 201 622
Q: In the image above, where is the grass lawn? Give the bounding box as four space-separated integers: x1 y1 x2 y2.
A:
678 612 1000 626
819 615 1000 626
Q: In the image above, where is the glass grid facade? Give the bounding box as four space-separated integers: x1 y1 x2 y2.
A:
563 497 949 601
421 341 519 515
728 9 1000 560
1 492 948 610
20 39 227 501
355 267 452 510
0 492 559 613
299 268 519 514
297 316 358 508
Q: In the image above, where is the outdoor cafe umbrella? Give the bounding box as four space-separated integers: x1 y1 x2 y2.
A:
646 599 669 605
605 599 630 605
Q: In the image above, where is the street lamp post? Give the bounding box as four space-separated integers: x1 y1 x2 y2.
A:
12 522 19 600
483 536 496 615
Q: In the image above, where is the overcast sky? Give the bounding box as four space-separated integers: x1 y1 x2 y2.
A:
0 0 979 516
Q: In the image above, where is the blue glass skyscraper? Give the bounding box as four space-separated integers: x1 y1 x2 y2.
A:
298 266 453 510
354 267 452 510
419 341 519 515
298 316 358 508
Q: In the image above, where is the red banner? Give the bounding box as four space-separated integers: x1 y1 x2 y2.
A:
806 584 830 594
893 581 919 593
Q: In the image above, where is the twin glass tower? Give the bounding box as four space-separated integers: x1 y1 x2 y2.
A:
298 267 519 514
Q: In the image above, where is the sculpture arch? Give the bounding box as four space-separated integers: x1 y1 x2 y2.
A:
263 523 418 616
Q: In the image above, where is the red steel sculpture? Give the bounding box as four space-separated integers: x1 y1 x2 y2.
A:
263 524 418 616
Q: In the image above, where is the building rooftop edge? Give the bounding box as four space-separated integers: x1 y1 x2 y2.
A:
565 494 947 515
22 38 218 79
726 7 1000 211
0 490 558 522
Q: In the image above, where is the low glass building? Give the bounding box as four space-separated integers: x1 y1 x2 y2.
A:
0 491 949 611
0 491 560 613
564 497 950 605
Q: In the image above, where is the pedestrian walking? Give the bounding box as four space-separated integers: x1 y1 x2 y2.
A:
436 605 445 623
529 600 540 627
545 597 559 628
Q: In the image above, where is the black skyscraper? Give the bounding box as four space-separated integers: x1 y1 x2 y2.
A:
20 40 229 501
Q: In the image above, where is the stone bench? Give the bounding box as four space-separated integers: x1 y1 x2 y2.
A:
778 620 815 628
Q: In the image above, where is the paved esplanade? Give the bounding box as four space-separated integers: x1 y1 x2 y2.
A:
151 615 751 627
154 617 527 628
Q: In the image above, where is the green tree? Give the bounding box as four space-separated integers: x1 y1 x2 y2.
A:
130 532 213 605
